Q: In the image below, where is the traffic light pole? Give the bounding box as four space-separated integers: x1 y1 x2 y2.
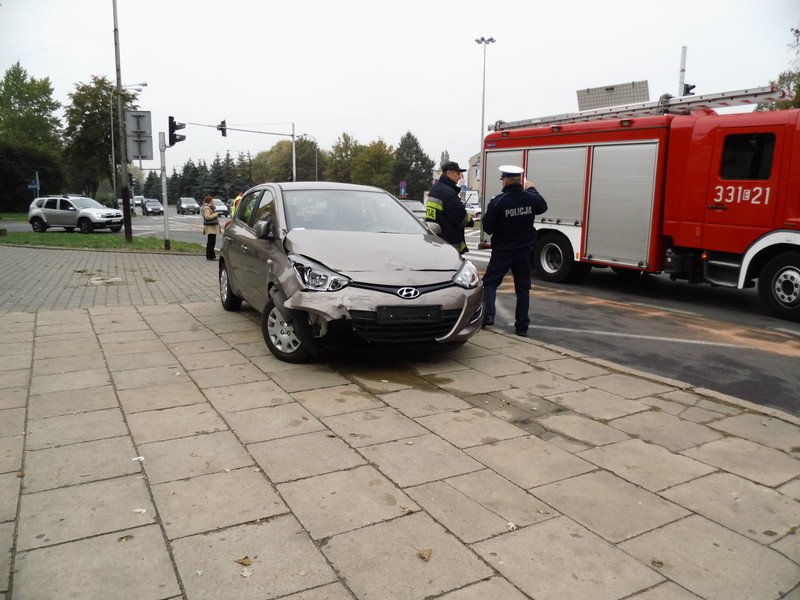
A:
158 132 171 251
112 0 133 242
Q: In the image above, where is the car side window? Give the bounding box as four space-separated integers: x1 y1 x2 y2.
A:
252 189 275 226
44 198 57 209
234 191 262 226
59 200 74 211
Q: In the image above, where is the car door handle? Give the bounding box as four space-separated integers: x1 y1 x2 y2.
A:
707 205 727 210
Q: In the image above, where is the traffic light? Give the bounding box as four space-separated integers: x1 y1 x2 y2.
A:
682 83 696 96
217 119 227 137
168 116 186 146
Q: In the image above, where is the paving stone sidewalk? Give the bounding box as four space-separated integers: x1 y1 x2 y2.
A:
0 246 799 600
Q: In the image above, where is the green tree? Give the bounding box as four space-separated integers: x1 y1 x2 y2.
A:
393 132 434 200
0 62 61 149
324 133 362 183
234 152 254 189
250 150 271 183
757 25 800 111
0 140 65 212
0 62 64 209
63 76 139 197
142 171 160 199
352 139 395 190
261 140 294 182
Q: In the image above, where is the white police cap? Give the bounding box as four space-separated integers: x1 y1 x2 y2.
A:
499 165 524 179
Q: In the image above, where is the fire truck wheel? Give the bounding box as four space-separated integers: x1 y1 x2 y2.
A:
758 251 800 321
533 233 591 283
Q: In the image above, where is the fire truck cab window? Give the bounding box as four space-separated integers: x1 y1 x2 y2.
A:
720 133 775 180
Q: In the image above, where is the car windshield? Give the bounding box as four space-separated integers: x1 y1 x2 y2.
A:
283 190 425 234
402 201 425 212
146 201 160 206
71 198 105 209
213 200 225 206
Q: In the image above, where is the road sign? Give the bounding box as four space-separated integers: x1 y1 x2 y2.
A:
125 110 154 160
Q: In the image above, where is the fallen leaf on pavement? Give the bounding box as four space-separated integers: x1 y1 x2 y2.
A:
235 556 253 566
117 535 134 542
241 568 253 578
416 548 432 561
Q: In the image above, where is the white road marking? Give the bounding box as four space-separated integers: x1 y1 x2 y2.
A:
530 324 746 348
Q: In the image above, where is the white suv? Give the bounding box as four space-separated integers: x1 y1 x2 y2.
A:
28 196 124 233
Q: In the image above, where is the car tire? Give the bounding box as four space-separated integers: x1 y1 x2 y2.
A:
31 218 48 233
533 233 591 283
219 262 243 312
261 298 314 363
758 251 800 321
110 226 122 232
78 218 94 234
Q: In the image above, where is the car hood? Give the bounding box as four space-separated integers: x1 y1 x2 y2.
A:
84 208 123 217
284 230 463 282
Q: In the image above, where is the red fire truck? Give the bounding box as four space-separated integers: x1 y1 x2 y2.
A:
479 86 799 321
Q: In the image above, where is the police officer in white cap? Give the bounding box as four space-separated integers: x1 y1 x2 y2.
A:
482 165 548 336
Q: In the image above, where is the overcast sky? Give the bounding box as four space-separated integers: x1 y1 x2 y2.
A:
2 0 798 186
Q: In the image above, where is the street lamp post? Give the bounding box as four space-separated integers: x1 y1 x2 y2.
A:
108 83 146 201
475 36 495 158
301 134 318 181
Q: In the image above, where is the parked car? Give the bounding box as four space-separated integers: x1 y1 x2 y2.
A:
212 198 230 217
176 197 200 214
400 199 426 219
132 195 145 208
117 198 136 214
29 196 124 233
219 182 483 363
142 199 164 215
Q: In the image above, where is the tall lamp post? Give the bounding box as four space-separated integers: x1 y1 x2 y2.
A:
475 36 495 159
109 83 146 201
300 134 318 181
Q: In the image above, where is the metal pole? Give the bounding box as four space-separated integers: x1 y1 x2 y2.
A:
109 93 116 200
291 122 297 182
476 37 495 157
159 132 171 251
113 0 132 242
678 45 687 96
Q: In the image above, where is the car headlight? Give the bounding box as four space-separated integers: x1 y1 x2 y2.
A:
288 253 350 292
453 260 480 289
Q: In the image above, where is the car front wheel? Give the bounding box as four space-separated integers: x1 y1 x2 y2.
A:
261 298 313 363
78 218 94 234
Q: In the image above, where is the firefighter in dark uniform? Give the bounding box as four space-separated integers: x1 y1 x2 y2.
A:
482 165 548 336
426 161 474 254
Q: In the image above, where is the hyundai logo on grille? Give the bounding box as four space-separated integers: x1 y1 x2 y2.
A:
397 287 420 299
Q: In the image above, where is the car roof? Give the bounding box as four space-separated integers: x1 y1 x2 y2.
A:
256 182 388 194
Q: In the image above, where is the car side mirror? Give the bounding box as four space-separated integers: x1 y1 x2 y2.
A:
254 216 276 241
426 221 442 236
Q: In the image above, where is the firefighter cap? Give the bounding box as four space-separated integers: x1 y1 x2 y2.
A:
499 165 524 179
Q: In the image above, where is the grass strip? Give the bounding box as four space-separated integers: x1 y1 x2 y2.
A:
0 231 204 253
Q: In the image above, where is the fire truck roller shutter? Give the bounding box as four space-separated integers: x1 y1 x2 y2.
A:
585 142 658 268
526 147 587 225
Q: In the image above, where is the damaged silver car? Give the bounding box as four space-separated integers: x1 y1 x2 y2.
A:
219 182 484 363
